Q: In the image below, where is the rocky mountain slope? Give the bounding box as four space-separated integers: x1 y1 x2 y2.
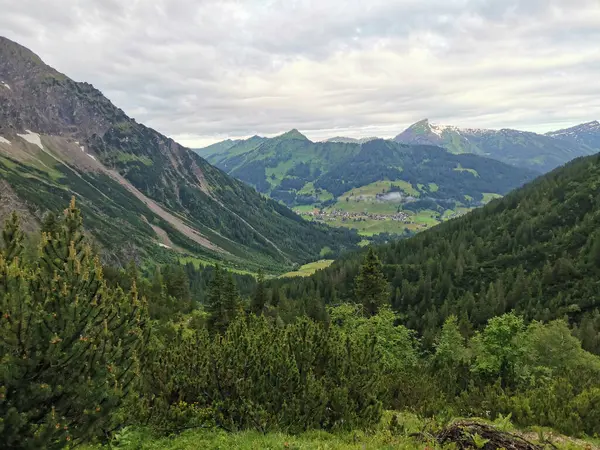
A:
394 119 597 172
0 36 358 271
546 120 600 151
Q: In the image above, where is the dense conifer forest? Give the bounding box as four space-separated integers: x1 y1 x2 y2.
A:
2 182 600 448
271 153 600 353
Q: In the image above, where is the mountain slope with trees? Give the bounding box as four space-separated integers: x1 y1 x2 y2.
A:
0 36 358 271
272 151 600 353
3 201 599 448
197 132 538 236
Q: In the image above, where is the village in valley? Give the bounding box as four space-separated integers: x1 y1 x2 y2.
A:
301 207 412 224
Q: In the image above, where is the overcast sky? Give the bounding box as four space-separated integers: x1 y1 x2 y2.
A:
1 0 599 147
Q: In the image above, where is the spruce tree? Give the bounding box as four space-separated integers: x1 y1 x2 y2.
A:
354 248 389 316
0 199 149 448
223 272 241 326
206 264 226 333
251 269 267 315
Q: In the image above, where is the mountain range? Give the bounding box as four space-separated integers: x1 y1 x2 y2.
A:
197 129 540 236
393 119 599 172
0 36 359 272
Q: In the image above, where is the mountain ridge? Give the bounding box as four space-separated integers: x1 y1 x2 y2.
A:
0 36 359 271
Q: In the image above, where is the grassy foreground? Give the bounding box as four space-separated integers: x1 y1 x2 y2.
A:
82 413 598 450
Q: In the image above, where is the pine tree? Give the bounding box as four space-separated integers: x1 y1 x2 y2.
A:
40 210 60 236
1 211 24 263
223 272 241 326
354 248 389 316
251 268 267 315
206 264 226 333
0 199 148 448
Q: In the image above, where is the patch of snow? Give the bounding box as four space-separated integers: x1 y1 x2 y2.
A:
80 146 85 152
0 136 11 145
430 124 444 137
17 130 44 150
158 243 172 249
1 81 10 90
87 154 96 161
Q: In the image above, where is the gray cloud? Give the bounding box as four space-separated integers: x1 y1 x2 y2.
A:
1 0 599 146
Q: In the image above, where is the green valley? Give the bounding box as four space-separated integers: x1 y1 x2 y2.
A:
198 133 538 237
2 21 600 450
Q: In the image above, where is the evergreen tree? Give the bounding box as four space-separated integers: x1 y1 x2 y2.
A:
354 248 390 316
0 199 148 448
206 264 226 333
251 269 267 315
40 210 60 236
223 272 241 325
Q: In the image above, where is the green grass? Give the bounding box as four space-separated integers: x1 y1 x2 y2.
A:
116 152 153 166
482 192 503 203
428 182 439 192
297 182 334 202
333 200 398 215
80 411 596 450
281 260 334 278
179 256 256 276
339 180 419 198
412 209 440 225
265 159 297 183
320 246 333 257
324 218 409 236
293 204 318 213
454 164 479 177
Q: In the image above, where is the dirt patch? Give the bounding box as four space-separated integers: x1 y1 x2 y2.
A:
146 220 176 249
105 169 226 254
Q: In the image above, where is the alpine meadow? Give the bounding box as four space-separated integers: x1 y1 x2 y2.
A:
2 2 600 449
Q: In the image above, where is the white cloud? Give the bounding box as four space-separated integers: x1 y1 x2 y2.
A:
1 0 599 146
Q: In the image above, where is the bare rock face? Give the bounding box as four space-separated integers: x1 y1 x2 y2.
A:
0 37 125 139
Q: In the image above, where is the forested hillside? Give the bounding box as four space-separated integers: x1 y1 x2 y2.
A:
198 132 538 236
273 152 600 353
2 201 599 449
0 36 358 272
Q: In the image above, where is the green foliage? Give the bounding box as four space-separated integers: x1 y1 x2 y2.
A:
133 314 384 434
205 264 241 334
354 248 390 316
0 200 148 448
273 152 600 353
250 268 267 315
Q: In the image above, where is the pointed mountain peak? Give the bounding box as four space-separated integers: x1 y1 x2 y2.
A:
277 129 310 141
0 35 63 81
408 118 431 129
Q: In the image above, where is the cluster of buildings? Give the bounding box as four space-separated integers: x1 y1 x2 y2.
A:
301 208 411 223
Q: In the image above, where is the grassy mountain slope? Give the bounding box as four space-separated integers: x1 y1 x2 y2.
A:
394 119 596 172
274 152 600 353
0 36 358 271
198 132 538 236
